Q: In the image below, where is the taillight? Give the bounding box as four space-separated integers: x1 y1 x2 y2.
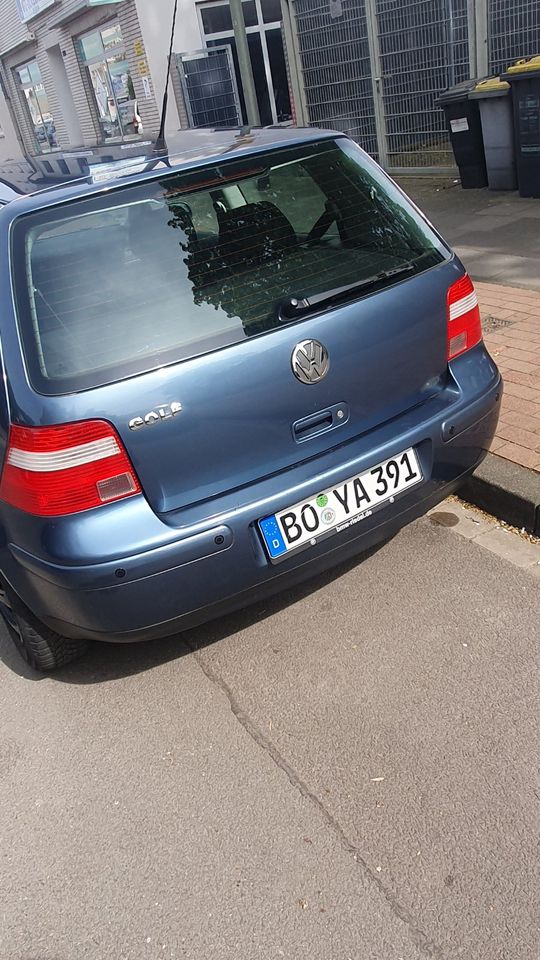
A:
447 274 482 361
0 420 141 516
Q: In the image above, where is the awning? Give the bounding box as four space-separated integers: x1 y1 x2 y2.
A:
48 0 125 29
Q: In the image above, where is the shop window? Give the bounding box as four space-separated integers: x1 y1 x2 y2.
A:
15 59 58 154
77 23 141 142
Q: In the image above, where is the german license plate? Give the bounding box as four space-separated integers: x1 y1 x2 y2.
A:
259 447 422 561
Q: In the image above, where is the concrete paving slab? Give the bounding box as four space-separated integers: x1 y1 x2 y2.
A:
428 500 493 540
455 250 540 288
474 525 540 567
400 180 540 291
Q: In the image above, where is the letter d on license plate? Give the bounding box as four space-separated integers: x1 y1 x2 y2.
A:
259 447 422 560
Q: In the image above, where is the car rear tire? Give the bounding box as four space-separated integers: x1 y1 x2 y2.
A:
0 585 88 671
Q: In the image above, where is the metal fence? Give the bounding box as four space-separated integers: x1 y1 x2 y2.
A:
293 0 378 157
290 0 540 172
488 0 540 74
176 48 242 128
376 0 469 169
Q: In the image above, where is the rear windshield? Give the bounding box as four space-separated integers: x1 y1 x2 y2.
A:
12 138 447 394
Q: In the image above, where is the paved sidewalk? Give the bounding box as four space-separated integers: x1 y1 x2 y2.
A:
401 179 540 291
400 180 540 476
476 281 540 473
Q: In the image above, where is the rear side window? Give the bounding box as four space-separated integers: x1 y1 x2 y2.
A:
12 138 447 394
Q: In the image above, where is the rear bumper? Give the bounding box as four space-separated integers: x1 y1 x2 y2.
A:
2 367 502 643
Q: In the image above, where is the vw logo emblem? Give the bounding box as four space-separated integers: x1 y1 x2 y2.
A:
291 339 330 384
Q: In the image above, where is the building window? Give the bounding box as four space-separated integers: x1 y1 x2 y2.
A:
77 22 141 142
197 0 292 125
15 60 58 153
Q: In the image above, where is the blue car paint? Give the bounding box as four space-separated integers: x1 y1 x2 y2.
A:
0 129 501 643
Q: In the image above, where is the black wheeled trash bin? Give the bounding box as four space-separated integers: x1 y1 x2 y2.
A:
502 56 540 198
470 77 517 190
438 79 487 188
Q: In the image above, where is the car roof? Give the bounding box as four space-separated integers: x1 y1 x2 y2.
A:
0 179 25 205
0 127 342 214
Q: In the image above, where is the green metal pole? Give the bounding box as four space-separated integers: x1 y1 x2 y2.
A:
280 0 308 125
229 0 261 127
474 0 489 78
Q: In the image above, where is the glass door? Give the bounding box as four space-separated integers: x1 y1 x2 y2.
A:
265 27 292 123
207 34 273 125
15 60 58 153
197 0 292 125
87 60 121 139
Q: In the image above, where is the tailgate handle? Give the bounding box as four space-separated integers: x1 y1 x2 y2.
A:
292 402 349 442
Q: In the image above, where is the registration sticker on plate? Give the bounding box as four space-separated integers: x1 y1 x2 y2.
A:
259 448 422 561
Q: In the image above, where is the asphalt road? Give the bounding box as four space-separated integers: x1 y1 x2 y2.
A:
1 514 539 960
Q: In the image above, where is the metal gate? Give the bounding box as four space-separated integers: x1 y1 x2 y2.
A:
176 47 242 129
488 0 540 74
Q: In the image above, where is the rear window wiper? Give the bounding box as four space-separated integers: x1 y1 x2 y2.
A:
279 262 416 321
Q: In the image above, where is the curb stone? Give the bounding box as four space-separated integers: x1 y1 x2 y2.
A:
460 453 540 537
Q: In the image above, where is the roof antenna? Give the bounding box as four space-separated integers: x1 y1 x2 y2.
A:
153 0 180 157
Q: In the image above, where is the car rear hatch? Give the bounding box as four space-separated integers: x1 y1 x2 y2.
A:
9 137 452 517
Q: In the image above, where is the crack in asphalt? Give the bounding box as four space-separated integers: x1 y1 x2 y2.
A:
186 640 445 960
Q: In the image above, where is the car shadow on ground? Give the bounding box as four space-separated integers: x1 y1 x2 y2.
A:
0 627 44 680
0 540 391 685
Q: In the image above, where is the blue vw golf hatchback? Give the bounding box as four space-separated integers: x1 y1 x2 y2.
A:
0 129 501 670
